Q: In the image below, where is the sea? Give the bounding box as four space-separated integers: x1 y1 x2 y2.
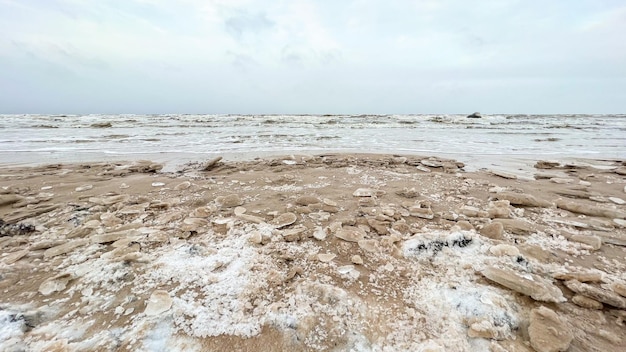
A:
1 114 624 173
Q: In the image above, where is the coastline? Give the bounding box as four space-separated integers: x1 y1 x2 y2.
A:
1 153 625 351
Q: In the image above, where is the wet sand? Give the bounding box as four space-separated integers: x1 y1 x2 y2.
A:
1 154 625 351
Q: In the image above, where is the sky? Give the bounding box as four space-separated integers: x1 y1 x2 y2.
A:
0 0 625 114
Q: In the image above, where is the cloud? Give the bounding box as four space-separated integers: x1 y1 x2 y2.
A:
224 11 274 39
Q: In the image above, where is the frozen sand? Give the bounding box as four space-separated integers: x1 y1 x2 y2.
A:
1 154 626 351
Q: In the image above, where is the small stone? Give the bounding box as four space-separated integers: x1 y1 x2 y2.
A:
480 222 504 240
367 219 389 235
334 227 366 242
151 182 165 187
550 178 574 184
487 200 511 219
270 212 297 229
119 183 130 189
421 159 443 168
75 184 93 192
489 244 519 257
481 267 565 303
248 232 263 244
569 234 601 250
614 219 626 228
460 206 488 218
491 170 517 179
612 282 626 297
282 226 306 242
564 280 626 308
216 194 243 208
351 255 363 265
353 188 376 197
201 156 223 171
144 290 173 316
409 206 434 219
456 220 474 231
572 295 603 309
553 271 603 283
493 218 536 235
234 206 247 216
39 273 71 296
318 253 336 262
313 227 327 241
556 199 626 219
528 306 573 352
609 197 626 205
3 249 29 264
174 181 191 190
44 239 89 259
296 196 321 206
358 239 378 252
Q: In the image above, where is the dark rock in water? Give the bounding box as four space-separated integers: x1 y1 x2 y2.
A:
91 122 112 128
467 112 482 119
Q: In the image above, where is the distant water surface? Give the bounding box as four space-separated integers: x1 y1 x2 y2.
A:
1 114 624 171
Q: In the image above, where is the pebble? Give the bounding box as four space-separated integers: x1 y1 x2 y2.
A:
337 265 360 279
489 244 519 257
564 280 626 309
174 181 191 190
296 196 321 206
455 220 474 231
270 212 297 229
151 182 165 187
39 273 71 296
528 306 573 352
351 255 363 265
572 295 603 310
248 232 263 244
75 184 93 192
409 206 434 219
491 170 517 179
480 222 504 240
569 234 602 250
313 227 327 241
318 253 336 262
216 194 244 208
481 267 565 303
334 227 366 242
550 178 574 184
144 290 173 316
612 282 626 298
609 197 625 205
353 188 376 197
358 239 378 252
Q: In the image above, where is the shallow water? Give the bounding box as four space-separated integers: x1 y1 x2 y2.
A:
1 114 624 171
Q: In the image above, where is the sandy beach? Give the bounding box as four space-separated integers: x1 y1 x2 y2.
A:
1 153 626 351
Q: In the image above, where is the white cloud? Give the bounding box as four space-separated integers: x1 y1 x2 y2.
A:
0 0 624 113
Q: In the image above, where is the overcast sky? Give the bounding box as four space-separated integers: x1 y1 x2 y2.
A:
1 0 625 114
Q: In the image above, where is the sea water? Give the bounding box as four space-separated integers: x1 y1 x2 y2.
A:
1 114 624 171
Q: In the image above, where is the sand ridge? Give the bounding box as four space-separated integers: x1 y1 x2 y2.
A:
1 154 625 351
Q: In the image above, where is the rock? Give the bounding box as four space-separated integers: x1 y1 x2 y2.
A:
3 249 29 264
456 220 474 231
480 222 504 240
353 188 376 197
614 219 626 228
318 253 336 262
421 159 443 168
44 239 89 259
572 295 603 310
75 184 93 192
91 231 133 244
612 282 626 298
396 188 419 198
491 170 517 179
270 212 297 229
282 226 306 242
237 213 265 224
296 196 321 206
216 194 243 208
553 271 603 283
487 200 511 219
467 112 482 119
481 267 565 303
556 199 626 219
528 306 573 352
337 265 360 280
181 217 208 232
489 244 519 257
174 181 191 190
494 192 553 208
460 206 488 218
351 255 363 265
564 280 626 309
39 273 71 296
358 239 378 252
334 227 366 242
201 156 223 171
609 197 626 205
151 182 165 187
313 227 327 241
550 178 574 184
569 234 601 250
367 219 389 235
409 206 434 219
535 161 561 169
248 232 263 244
144 290 173 316
493 219 536 235
0 194 24 206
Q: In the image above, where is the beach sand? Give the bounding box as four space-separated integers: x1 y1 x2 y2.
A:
1 154 625 351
